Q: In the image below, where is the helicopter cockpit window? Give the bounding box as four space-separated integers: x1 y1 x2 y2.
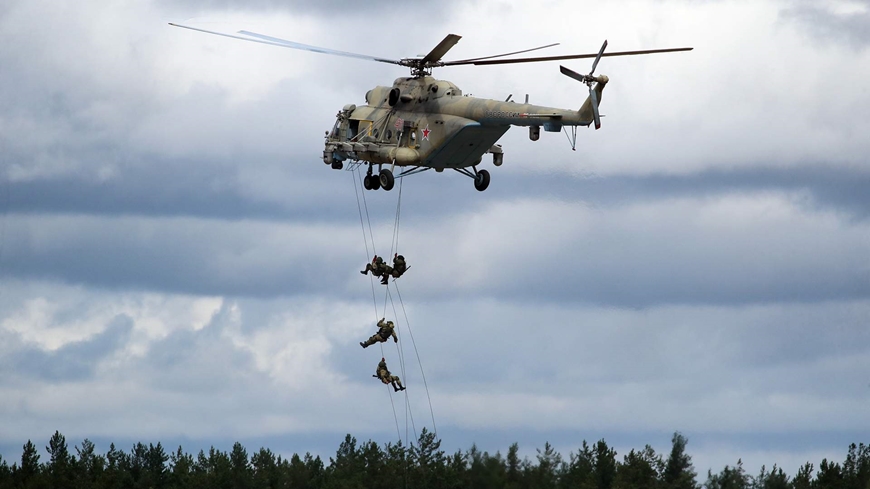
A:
330 119 341 138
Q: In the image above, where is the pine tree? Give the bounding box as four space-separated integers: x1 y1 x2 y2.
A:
45 430 74 488
663 432 698 489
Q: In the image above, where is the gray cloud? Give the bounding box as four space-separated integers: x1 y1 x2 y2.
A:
782 2 870 47
1 314 133 382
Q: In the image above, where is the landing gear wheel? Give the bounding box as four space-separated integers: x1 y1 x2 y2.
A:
379 169 395 191
363 175 374 190
474 169 490 191
331 161 343 170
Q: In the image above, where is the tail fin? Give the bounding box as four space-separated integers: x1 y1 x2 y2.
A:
561 65 608 129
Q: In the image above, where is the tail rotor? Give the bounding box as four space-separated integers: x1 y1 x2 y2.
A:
560 39 608 129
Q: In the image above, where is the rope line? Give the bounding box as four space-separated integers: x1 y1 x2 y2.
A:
350 169 437 447
352 169 381 321
394 281 437 438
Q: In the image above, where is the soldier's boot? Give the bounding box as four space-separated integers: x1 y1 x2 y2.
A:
360 270 367 274
360 341 366 348
380 277 389 285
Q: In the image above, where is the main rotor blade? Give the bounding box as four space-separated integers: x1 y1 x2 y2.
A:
169 23 401 65
447 46 693 66
446 42 560 64
590 39 608 75
420 34 462 65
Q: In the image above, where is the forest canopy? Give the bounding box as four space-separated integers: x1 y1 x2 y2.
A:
1 429 867 489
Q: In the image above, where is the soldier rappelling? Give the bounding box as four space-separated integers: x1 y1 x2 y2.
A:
361 318 398 348
374 357 406 392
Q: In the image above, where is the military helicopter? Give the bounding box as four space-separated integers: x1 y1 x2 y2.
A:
170 24 691 191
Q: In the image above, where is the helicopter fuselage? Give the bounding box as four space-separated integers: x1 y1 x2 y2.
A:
323 75 607 172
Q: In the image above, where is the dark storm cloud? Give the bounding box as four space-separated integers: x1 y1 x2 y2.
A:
1 174 866 308
1 315 133 382
4 162 870 223
782 2 870 47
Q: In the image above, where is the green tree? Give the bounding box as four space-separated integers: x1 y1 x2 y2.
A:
752 464 788 489
664 432 698 489
0 454 12 487
412 428 450 489
103 442 133 489
506 443 522 489
531 442 562 489
790 463 813 489
145 442 169 488
16 440 42 488
562 441 595 489
614 446 662 489
75 438 105 489
814 459 842 489
229 442 251 489
250 447 278 489
592 439 617 489
842 443 870 489
703 459 750 489
326 434 365 489
169 445 194 489
45 430 74 488
445 450 467 489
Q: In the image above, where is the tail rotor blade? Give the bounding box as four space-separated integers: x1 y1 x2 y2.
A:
590 39 608 75
560 64 586 83
589 86 601 130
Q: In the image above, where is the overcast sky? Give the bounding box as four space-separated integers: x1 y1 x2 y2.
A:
1 0 868 478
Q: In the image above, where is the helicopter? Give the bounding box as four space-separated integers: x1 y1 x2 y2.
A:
169 24 691 191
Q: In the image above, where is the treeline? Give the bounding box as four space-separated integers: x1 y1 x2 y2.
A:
0 429 868 489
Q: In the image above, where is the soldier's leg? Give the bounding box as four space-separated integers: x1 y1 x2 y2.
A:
361 263 374 275
391 375 405 391
361 334 383 348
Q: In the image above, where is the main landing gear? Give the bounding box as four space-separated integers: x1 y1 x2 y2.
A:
474 169 490 192
363 166 395 191
454 166 491 191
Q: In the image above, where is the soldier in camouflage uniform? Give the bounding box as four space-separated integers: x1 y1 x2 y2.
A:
360 318 398 348
360 255 389 279
379 253 409 285
374 357 405 391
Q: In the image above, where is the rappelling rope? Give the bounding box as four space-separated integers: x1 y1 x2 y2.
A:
351 168 437 445
388 287 418 443
352 168 402 440
394 281 437 438
352 169 381 322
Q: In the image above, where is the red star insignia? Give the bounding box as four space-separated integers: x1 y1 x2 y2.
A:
422 124 431 140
